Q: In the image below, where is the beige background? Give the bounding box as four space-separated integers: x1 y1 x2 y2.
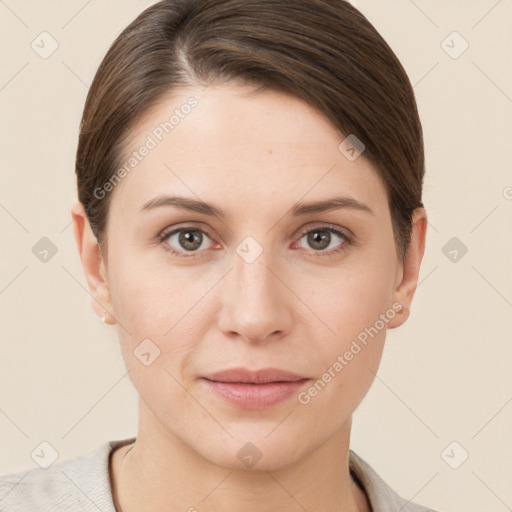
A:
1 1 511 511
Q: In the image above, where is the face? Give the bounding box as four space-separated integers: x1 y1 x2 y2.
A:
80 83 423 471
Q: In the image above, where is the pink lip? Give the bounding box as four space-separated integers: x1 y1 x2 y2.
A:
201 367 310 409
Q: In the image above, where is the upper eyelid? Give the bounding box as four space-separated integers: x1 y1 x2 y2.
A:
159 223 351 249
159 224 215 242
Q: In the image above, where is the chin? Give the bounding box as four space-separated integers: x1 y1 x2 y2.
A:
193 428 309 472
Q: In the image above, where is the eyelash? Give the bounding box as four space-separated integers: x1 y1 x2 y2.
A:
157 225 353 259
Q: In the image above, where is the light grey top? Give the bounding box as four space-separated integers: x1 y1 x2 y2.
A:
0 437 438 511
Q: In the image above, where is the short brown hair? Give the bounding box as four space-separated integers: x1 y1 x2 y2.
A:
75 0 425 264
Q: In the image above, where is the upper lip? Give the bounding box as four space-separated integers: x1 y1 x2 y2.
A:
202 367 308 384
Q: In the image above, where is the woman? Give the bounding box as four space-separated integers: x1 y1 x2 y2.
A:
0 0 438 510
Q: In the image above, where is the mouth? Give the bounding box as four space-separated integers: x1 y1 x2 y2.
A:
202 366 308 384
200 367 310 409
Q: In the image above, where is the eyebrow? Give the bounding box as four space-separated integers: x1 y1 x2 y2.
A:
139 194 374 219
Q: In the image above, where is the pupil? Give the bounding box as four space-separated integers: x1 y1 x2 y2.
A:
309 230 329 250
181 230 201 250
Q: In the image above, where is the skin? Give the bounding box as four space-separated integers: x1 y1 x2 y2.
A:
72 82 427 512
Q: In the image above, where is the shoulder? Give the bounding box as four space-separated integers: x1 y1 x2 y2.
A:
0 438 134 512
349 449 440 512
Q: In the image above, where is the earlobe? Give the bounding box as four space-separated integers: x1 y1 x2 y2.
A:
71 201 115 324
387 207 428 329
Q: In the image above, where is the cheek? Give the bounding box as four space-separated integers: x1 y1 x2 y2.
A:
108 252 211 383
108 244 191 330
304 257 395 345
296 258 393 403
111 275 200 417
298 292 387 429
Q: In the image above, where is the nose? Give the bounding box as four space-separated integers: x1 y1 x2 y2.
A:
216 245 293 344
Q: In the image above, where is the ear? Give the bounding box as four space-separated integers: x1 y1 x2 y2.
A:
71 201 115 324
387 207 427 329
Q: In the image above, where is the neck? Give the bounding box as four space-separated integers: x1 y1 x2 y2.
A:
110 401 370 512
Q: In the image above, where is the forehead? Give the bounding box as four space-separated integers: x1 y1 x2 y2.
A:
110 84 387 217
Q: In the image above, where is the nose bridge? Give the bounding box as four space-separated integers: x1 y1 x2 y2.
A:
233 236 277 301
218 235 290 341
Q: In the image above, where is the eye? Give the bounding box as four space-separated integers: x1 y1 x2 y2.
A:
158 227 216 257
157 224 353 259
295 226 352 257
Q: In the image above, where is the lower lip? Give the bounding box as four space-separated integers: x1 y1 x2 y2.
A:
201 378 310 409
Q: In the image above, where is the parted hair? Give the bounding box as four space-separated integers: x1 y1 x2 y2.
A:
75 0 425 264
